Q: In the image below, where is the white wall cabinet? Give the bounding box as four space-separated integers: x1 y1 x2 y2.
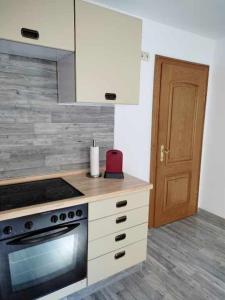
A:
0 0 75 51
75 0 142 104
0 0 142 105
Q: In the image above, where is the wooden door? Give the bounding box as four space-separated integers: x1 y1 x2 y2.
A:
75 0 142 104
150 56 209 227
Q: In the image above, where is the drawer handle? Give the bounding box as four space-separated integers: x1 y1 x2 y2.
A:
116 216 127 224
116 200 127 208
115 233 126 242
114 250 126 260
105 93 116 100
21 28 39 40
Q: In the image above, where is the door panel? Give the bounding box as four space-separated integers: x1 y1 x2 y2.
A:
167 83 198 164
163 173 190 210
151 56 209 227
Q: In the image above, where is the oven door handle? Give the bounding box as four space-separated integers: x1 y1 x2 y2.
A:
7 223 80 245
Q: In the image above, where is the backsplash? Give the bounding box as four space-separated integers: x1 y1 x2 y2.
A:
0 53 114 179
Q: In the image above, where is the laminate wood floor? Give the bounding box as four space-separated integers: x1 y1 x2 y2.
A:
67 209 225 300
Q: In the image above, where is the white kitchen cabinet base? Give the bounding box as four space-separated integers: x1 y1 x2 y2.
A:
88 239 147 285
88 189 149 287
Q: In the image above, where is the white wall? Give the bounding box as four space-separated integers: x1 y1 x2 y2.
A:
199 38 225 218
114 18 215 184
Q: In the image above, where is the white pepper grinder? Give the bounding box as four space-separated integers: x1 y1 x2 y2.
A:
90 139 100 177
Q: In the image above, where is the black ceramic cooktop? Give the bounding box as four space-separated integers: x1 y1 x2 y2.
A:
0 178 84 212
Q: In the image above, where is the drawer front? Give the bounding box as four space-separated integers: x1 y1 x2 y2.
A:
89 206 148 241
88 223 148 260
88 239 147 285
89 190 149 221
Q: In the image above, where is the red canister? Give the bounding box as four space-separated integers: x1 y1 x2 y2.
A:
104 150 124 179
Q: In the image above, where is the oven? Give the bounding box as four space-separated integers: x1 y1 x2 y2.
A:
0 204 88 300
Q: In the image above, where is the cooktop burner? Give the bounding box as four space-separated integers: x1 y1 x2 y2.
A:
0 178 84 212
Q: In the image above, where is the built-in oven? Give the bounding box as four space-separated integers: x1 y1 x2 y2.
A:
0 204 88 300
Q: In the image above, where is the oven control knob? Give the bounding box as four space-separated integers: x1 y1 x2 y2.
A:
25 221 33 230
51 215 58 223
3 226 13 235
60 213 66 221
68 211 75 219
76 209 83 217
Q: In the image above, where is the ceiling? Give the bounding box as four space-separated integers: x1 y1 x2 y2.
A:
93 0 225 39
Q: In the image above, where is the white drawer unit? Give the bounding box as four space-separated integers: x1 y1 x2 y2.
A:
89 206 149 241
88 188 149 286
88 239 147 285
0 0 74 51
89 190 149 221
88 223 148 260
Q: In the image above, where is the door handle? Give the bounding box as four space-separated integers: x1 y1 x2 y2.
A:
7 223 80 245
160 145 170 162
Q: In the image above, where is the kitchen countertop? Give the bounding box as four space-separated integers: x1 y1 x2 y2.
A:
0 171 152 221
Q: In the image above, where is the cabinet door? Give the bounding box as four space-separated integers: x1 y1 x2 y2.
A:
0 0 74 51
75 0 142 104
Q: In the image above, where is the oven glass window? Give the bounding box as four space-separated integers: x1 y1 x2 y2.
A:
8 234 78 292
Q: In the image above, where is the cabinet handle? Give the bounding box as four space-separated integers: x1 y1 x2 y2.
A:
116 216 127 224
115 233 126 242
114 250 126 260
105 93 116 100
21 28 39 40
116 200 127 208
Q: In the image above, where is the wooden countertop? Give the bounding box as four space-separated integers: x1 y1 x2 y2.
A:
0 171 152 221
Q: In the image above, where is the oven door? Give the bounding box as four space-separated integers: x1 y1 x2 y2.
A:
0 219 87 300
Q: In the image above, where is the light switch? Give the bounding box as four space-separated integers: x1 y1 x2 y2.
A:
141 51 150 61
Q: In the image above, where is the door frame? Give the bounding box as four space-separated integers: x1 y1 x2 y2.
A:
149 55 209 228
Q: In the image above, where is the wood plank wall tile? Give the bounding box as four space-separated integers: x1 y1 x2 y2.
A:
0 53 114 179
